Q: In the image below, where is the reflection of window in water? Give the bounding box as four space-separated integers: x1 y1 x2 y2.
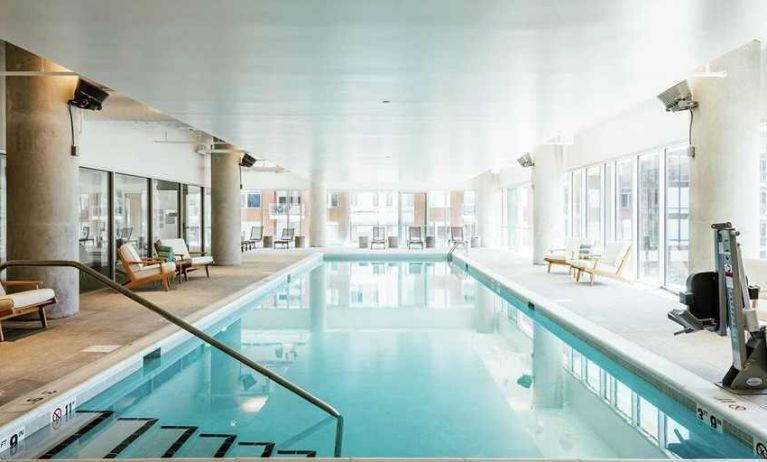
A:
638 396 659 441
615 380 632 419
571 350 583 378
585 361 600 391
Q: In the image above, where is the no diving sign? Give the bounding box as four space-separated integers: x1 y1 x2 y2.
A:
49 398 76 427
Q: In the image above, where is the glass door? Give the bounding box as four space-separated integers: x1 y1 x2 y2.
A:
664 146 690 288
638 152 661 282
114 174 149 281
585 166 602 242
184 185 203 252
152 179 180 244
78 168 109 291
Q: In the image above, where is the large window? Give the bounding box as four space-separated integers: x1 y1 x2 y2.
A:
152 179 180 242
563 141 690 287
272 190 304 238
184 185 203 252
665 146 690 288
349 192 399 242
114 174 149 258
326 192 349 245
638 152 661 281
399 192 426 242
241 189 263 240
571 170 584 238
586 166 602 241
78 168 109 291
505 184 534 255
615 158 634 245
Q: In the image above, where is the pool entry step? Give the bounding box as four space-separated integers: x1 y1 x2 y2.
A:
22 410 318 459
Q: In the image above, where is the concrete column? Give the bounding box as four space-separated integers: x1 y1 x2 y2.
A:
532 323 564 408
211 146 241 265
6 44 79 318
475 171 501 247
532 145 564 264
309 182 326 247
688 41 761 273
309 265 326 333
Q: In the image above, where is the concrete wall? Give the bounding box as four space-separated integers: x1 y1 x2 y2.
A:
79 121 209 187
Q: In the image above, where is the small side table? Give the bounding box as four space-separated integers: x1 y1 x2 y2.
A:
359 236 370 248
388 236 399 248
425 236 436 248
294 236 305 248
471 236 481 248
263 236 273 248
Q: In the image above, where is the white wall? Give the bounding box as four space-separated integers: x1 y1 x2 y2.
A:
79 121 210 186
241 169 310 190
566 99 689 170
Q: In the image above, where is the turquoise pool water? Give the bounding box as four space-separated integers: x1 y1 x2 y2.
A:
1 260 756 459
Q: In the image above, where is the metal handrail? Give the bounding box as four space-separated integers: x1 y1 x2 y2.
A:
446 240 468 261
0 260 344 457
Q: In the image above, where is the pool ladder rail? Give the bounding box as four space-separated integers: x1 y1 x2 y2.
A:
0 260 344 458
446 240 469 262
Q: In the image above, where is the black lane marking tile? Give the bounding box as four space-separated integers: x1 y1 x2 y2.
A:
104 417 158 459
238 441 275 457
198 433 237 458
39 410 114 459
277 449 317 458
159 425 198 458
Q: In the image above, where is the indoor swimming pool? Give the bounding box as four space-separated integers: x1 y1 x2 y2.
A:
0 259 756 459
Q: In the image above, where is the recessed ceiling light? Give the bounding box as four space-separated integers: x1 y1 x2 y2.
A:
382 100 390 104
385 155 391 159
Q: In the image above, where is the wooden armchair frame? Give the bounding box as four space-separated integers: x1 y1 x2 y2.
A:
0 280 56 342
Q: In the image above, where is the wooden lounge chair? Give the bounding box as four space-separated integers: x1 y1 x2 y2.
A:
448 226 468 247
0 280 56 341
241 225 264 251
157 238 214 280
274 228 295 249
118 243 176 291
407 226 424 249
571 242 632 286
371 226 387 249
544 238 592 273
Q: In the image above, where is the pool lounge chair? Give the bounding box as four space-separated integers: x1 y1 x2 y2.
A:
371 226 387 249
0 280 56 341
274 228 295 249
570 242 632 286
407 226 424 249
157 238 214 280
118 243 176 291
544 238 592 273
242 225 263 251
448 226 468 247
